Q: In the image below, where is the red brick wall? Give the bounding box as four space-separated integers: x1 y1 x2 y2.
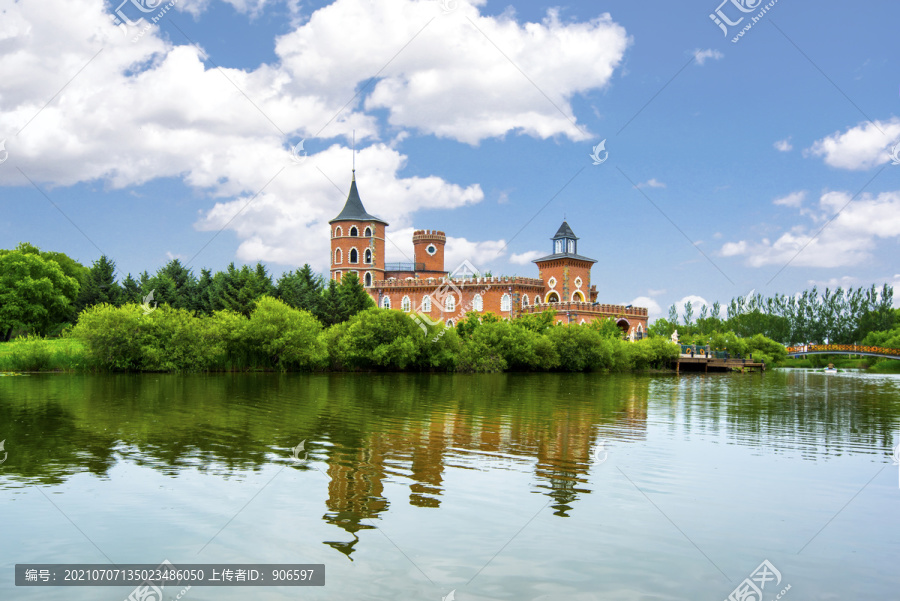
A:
535 259 593 304
331 220 385 284
413 230 446 274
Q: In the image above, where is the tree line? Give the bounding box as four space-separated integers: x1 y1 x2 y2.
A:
650 285 896 345
0 242 373 340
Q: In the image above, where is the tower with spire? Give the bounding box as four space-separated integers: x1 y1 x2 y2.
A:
533 220 597 304
329 171 388 287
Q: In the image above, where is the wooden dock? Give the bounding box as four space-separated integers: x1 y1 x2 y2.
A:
674 355 766 373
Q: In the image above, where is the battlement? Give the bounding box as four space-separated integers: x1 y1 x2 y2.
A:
412 229 446 241
373 276 545 288
520 302 648 317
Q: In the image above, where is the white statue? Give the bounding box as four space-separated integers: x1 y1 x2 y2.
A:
671 329 679 344
628 328 635 342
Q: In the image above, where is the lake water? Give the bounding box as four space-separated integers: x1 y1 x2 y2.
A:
1 370 899 600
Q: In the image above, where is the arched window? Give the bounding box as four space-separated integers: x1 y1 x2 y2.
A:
567 239 575 254
422 295 432 312
334 248 342 264
381 296 391 309
446 319 454 327
349 248 358 263
334 271 342 281
444 295 455 312
637 323 643 333
555 240 563 254
500 294 511 311
522 295 529 307
546 291 560 303
364 249 372 264
364 226 372 237
472 294 483 312
401 296 411 312
572 291 585 302
335 226 342 237
350 226 359 237
364 272 372 287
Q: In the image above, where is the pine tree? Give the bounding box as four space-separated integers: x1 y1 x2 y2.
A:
76 255 122 313
338 272 374 320
319 279 344 326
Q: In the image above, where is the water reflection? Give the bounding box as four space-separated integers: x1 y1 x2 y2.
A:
1 371 898 560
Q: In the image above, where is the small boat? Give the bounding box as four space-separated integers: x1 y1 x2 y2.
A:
823 363 837 374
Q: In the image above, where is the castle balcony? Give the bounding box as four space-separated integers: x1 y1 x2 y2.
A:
384 262 425 272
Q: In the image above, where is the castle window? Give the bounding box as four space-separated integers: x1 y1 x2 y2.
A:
422 295 432 312
444 295 455 312
349 248 358 263
334 248 342 264
381 296 391 309
401 296 411 312
501 294 511 312
350 226 359 237
546 291 560 303
522 295 529 307
555 240 563 254
567 239 575 254
426 244 437 256
334 271 342 281
364 248 372 264
472 294 483 312
446 319 454 327
364 272 372 287
335 226 342 237
364 226 372 237
548 277 557 288
572 291 585 302
574 276 583 288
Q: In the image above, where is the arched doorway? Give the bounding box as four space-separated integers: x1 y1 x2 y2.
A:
616 319 630 335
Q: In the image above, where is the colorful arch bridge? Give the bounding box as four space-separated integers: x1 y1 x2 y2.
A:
785 344 900 360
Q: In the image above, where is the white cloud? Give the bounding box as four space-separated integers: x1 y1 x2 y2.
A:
0 0 629 268
278 1 631 144
774 137 792 152
773 190 806 208
444 236 508 273
510 250 543 264
674 295 709 321
197 143 483 269
693 48 723 65
807 118 900 170
720 190 900 268
630 295 661 319
636 178 665 189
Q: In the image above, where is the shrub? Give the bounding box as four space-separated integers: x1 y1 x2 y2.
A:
243 297 325 370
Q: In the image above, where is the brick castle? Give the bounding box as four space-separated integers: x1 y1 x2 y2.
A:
328 172 648 335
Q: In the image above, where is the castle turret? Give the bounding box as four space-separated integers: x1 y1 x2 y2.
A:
533 221 596 304
413 229 446 275
329 172 388 287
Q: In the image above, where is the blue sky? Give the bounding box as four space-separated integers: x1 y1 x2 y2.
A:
1 0 899 318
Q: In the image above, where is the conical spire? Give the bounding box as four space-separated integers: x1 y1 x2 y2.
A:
329 173 388 224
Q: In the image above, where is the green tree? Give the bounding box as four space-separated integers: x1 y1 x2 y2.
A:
120 274 142 305
326 308 422 370
276 264 325 316
319 279 344 326
0 244 80 340
243 297 326 370
339 272 374 319
76 255 122 313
